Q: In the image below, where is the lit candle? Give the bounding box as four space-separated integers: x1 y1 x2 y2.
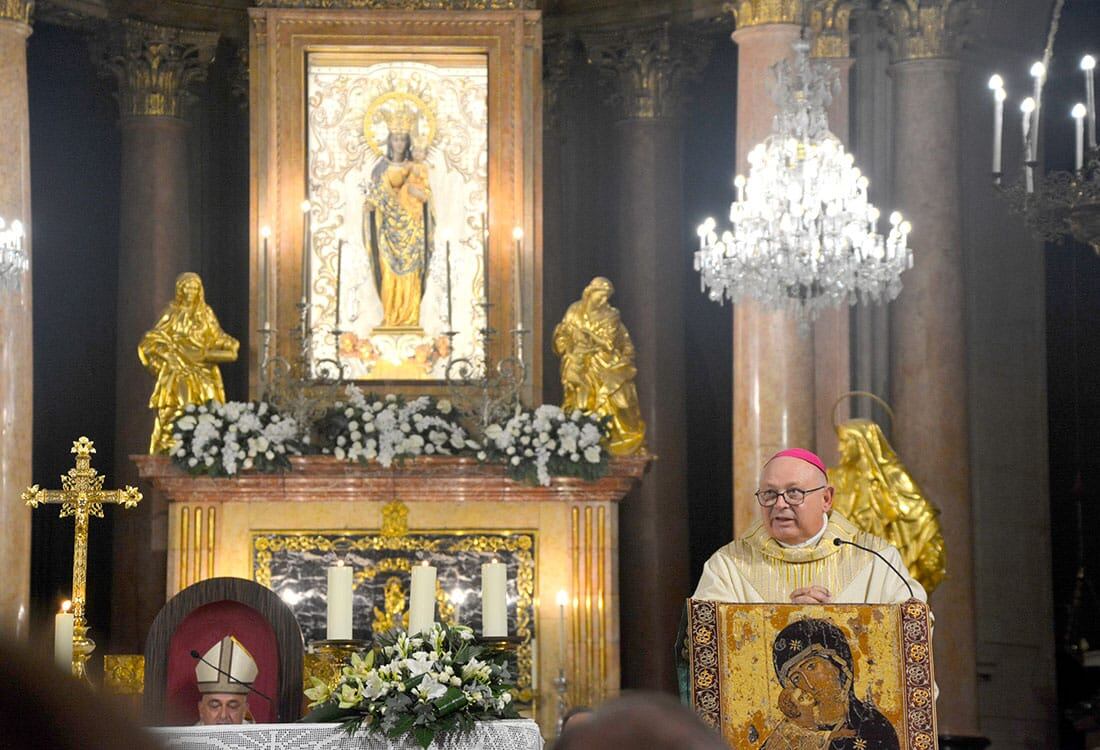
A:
408 560 436 635
481 211 489 307
988 75 1005 177
450 587 465 625
1022 98 1036 193
1074 103 1088 172
1030 62 1045 160
326 562 353 640
259 225 271 332
734 174 746 204
481 559 508 637
55 600 73 674
555 590 568 670
1083 55 1097 149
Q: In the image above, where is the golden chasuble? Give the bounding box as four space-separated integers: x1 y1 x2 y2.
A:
726 512 892 603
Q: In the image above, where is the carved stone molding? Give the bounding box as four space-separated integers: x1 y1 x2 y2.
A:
98 19 219 120
583 23 711 121
880 0 974 62
252 0 535 8
0 0 32 25
809 0 860 58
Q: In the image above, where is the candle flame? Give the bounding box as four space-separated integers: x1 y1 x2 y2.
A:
1030 61 1046 79
1021 97 1036 114
1073 103 1088 119
300 200 311 213
512 227 524 241
60 600 72 614
556 589 568 607
1082 55 1096 72
988 74 1004 90
260 225 272 238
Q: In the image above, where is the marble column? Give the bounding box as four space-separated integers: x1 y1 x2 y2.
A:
881 0 980 737
729 4 814 535
98 19 218 651
585 25 706 692
810 5 855 467
0 0 33 641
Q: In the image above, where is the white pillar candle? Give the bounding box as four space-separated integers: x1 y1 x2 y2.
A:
1074 103 1088 172
555 590 568 670
259 225 271 331
511 227 523 334
1030 62 1045 159
54 600 73 674
1083 55 1097 148
326 563 353 640
481 560 508 637
1022 98 1036 193
408 561 436 635
988 76 1005 176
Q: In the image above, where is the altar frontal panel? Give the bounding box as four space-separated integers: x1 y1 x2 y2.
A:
252 529 535 703
687 600 936 750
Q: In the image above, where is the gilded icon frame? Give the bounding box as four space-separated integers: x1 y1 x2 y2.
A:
248 8 542 398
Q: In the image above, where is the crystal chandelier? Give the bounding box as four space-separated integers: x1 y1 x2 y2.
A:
0 217 27 292
988 0 1100 253
695 40 911 321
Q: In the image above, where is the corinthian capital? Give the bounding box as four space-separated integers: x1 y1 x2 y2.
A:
880 0 975 62
809 0 860 58
0 0 33 25
98 19 219 119
583 24 710 121
728 0 804 28
544 34 581 132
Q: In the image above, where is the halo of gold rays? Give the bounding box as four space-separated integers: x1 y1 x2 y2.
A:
363 90 439 159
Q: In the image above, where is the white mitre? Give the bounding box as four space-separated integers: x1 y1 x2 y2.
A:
195 635 258 695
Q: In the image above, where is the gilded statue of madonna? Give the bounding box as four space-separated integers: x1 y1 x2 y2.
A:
830 418 947 593
138 273 239 454
553 277 646 455
363 103 433 330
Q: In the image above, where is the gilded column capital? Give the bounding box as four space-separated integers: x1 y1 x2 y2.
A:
98 19 219 120
583 23 711 121
880 0 975 63
809 0 859 58
727 0 805 28
0 0 33 26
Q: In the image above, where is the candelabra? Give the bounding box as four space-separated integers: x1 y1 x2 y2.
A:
444 303 529 431
0 217 28 292
257 299 348 436
988 5 1100 253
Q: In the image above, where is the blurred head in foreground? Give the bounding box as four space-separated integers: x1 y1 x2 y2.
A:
556 692 726 750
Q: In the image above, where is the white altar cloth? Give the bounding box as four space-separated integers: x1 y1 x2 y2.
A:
149 721 544 750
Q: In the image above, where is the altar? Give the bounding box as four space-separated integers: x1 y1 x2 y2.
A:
136 454 649 736
150 720 543 750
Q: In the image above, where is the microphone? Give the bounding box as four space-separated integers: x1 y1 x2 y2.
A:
833 537 914 600
190 649 273 705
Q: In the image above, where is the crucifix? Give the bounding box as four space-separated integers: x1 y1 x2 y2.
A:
24 436 142 680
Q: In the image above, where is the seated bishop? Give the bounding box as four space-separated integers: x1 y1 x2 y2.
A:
195 635 259 725
694 449 926 605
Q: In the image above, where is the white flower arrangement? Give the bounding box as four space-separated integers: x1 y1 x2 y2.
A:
315 387 478 467
479 404 609 486
170 400 303 477
303 623 518 749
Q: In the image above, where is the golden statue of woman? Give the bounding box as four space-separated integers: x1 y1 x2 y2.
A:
363 104 433 330
138 273 239 454
553 277 646 455
830 419 947 593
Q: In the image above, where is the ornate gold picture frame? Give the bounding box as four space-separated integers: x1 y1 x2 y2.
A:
687 599 937 750
248 8 542 397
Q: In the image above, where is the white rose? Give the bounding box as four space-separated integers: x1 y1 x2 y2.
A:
438 399 452 414
584 446 601 463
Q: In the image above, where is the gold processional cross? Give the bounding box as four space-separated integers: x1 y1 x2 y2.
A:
23 437 142 680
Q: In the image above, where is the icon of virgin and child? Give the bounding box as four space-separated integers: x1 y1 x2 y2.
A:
761 618 900 750
361 100 435 332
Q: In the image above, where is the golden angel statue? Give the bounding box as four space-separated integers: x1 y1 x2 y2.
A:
830 418 947 593
138 273 239 454
553 277 646 455
362 103 433 330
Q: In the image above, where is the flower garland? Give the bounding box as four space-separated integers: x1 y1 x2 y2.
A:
170 401 303 477
314 388 478 467
478 405 609 486
303 624 518 749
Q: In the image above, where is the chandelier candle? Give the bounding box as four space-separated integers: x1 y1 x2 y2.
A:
989 75 1006 178
54 600 73 673
1074 104 1087 171
1083 55 1096 148
1022 98 1036 193
326 562 353 640
481 559 508 637
409 560 436 635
